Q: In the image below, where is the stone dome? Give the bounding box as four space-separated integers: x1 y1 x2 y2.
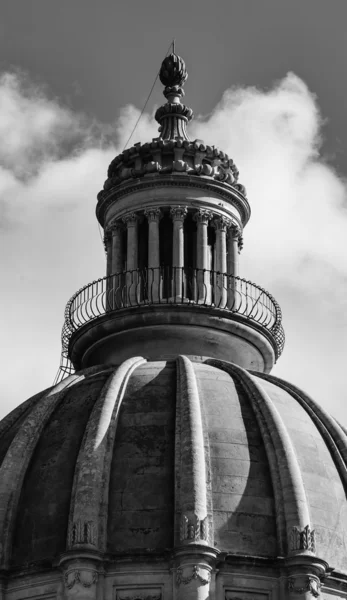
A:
1 357 346 596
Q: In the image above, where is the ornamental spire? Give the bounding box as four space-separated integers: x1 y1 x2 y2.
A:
155 52 193 141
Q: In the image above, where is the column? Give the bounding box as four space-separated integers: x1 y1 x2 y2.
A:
122 213 139 305
104 229 112 277
227 224 241 309
194 209 212 303
104 229 113 311
170 206 187 300
144 207 162 302
213 216 231 308
110 221 124 308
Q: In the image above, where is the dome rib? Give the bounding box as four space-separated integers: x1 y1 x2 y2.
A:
206 359 312 557
0 370 85 569
175 356 212 546
66 357 146 553
254 373 347 492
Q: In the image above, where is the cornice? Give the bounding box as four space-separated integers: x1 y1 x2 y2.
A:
96 175 251 227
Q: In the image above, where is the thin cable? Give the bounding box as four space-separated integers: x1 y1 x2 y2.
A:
122 40 174 152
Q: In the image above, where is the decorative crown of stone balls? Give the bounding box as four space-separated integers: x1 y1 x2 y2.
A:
159 53 188 95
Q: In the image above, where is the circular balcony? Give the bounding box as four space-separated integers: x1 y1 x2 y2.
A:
56 267 285 381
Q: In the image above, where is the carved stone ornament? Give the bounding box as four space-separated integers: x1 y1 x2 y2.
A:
64 569 98 589
288 576 321 597
290 525 316 553
180 513 210 543
144 207 163 222
170 206 188 221
213 215 232 231
122 212 139 226
109 220 124 234
194 209 213 224
67 519 96 547
176 565 211 586
159 53 188 89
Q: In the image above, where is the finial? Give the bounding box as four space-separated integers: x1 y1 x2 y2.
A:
159 52 188 103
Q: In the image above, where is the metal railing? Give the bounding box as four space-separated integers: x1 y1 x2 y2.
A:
54 267 285 383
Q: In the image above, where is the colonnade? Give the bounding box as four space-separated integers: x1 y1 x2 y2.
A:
104 207 242 306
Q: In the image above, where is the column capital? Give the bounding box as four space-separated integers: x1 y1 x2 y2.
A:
193 209 213 224
212 215 232 231
122 212 139 227
144 207 163 222
109 220 124 234
170 206 188 222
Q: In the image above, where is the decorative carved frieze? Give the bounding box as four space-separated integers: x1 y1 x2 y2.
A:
290 525 316 553
176 565 211 586
288 575 321 597
170 206 188 221
180 513 210 543
194 209 213 224
67 519 96 547
213 215 232 231
64 569 98 589
144 207 163 222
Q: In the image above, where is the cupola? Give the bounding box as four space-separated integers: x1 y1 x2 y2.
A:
58 53 284 380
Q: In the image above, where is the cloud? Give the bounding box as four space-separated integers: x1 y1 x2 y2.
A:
0 71 346 423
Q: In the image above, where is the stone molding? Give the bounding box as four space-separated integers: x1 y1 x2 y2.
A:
176 564 211 586
290 525 316 553
288 575 321 597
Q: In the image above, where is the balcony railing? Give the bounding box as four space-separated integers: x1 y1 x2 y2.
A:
55 267 285 383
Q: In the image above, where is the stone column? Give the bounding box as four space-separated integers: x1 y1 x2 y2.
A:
194 209 212 304
104 229 112 277
123 213 139 305
227 224 241 309
213 216 231 308
104 229 113 311
110 221 124 308
145 207 162 302
170 206 187 300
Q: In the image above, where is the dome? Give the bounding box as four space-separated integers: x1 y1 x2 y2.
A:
1 357 346 595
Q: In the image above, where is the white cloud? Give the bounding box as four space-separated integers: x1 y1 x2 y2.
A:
0 71 346 423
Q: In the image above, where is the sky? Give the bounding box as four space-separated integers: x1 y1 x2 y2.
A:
0 0 346 423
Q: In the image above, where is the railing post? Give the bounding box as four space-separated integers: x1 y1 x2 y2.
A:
194 209 212 304
170 206 187 300
145 208 162 302
123 213 139 305
213 216 230 308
